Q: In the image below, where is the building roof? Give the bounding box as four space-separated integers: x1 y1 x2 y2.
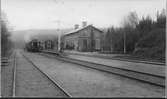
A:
64 25 103 37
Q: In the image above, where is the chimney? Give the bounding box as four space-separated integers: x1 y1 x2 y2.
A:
82 21 87 27
74 24 79 29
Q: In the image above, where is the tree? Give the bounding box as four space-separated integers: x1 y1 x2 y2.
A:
111 28 124 52
121 11 139 53
134 9 166 60
122 11 139 29
136 15 153 38
156 9 166 28
102 9 165 60
1 11 13 57
103 27 114 51
134 28 165 59
102 27 124 53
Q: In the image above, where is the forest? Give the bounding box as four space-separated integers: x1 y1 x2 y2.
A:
102 9 166 60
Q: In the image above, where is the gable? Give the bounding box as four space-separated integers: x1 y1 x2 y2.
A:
64 25 103 37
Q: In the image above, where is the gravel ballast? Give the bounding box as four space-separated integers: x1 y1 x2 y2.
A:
24 51 165 97
15 51 68 97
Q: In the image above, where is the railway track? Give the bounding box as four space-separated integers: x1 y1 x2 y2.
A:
12 52 16 97
39 52 165 87
12 51 72 97
63 52 165 65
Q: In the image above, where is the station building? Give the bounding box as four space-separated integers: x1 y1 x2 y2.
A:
62 22 103 52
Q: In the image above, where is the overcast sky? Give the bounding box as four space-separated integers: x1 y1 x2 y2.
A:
2 0 166 31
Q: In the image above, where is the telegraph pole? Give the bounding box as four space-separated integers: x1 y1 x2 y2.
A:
54 20 61 52
123 32 126 54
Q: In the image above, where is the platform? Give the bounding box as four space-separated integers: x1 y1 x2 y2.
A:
64 51 165 77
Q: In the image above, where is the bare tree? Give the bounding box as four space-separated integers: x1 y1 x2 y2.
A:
122 11 139 28
122 11 139 53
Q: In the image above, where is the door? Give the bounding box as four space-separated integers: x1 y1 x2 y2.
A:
83 39 87 51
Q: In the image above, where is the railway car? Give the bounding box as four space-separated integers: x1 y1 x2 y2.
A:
44 40 54 50
26 39 41 52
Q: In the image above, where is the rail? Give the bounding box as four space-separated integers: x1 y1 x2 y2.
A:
39 52 165 87
12 51 17 97
22 53 72 97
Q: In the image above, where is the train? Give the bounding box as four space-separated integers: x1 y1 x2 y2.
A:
25 39 41 52
25 39 55 52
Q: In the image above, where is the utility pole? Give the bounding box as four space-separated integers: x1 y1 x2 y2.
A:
54 20 61 52
90 29 94 52
123 31 126 54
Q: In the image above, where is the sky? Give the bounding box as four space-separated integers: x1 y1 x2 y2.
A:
2 0 166 31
